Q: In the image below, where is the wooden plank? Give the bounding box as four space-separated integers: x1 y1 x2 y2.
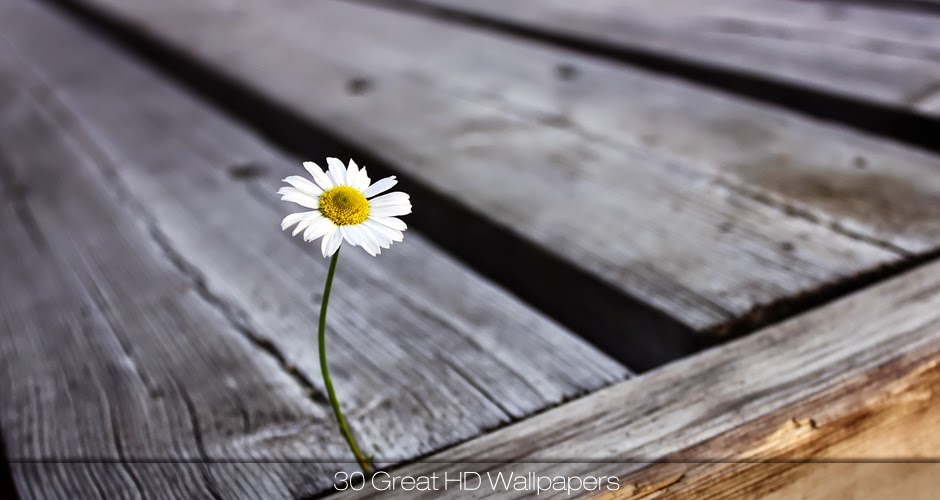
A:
392 0 940 117
0 44 343 500
54 0 940 339
0 1 627 497
346 257 940 498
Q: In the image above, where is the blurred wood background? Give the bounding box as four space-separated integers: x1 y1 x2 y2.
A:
1 0 939 497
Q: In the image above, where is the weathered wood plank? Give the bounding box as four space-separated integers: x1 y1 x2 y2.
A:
0 47 344 500
0 0 627 497
54 0 940 339
346 257 940 498
393 0 940 117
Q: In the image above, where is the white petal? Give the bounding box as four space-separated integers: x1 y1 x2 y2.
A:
345 160 361 189
364 220 403 245
292 216 316 236
304 161 333 190
281 211 316 231
304 217 335 242
327 157 347 186
370 216 407 231
369 191 410 205
340 225 360 247
321 226 344 257
353 166 371 191
345 225 377 256
363 176 398 198
370 203 412 217
280 190 319 209
283 175 323 197
357 225 383 255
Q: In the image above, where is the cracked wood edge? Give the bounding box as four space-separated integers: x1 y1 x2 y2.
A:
0 0 627 497
344 256 940 498
51 0 940 337
394 0 940 117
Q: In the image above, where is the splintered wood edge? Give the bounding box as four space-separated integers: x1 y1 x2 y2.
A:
341 257 940 498
612 342 940 499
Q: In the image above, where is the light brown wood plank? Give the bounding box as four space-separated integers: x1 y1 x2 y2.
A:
344 257 940 498
55 0 940 339
394 0 940 117
0 0 627 497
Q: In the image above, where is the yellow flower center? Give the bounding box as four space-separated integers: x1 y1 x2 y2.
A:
318 186 369 225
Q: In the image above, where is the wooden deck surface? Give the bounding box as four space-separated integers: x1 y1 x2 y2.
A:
1 0 939 498
0 1 626 497
45 0 940 351
359 255 940 498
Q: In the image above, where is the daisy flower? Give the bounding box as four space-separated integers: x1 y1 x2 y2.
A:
279 158 412 257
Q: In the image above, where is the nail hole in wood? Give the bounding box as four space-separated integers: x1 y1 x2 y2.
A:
227 162 265 180
347 77 372 95
539 113 572 127
555 63 578 81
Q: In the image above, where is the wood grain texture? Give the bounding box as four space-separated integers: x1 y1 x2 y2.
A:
344 257 940 498
0 0 626 497
394 0 940 117
51 0 940 337
0 42 343 500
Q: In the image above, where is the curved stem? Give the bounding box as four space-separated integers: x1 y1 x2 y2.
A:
318 248 372 475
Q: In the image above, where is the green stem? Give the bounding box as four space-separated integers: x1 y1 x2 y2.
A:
318 247 372 476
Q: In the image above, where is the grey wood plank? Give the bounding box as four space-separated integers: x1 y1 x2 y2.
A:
344 256 940 498
0 0 627 497
393 0 940 117
0 45 345 500
55 0 940 337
